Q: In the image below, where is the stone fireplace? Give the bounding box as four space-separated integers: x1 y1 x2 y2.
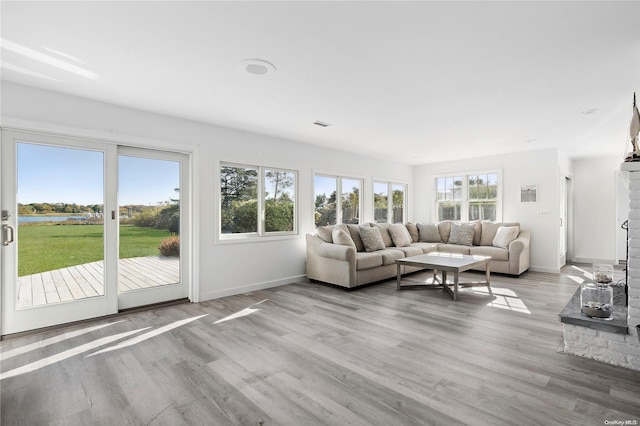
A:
560 162 640 371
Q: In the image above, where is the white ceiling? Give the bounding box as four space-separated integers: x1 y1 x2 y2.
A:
1 1 639 165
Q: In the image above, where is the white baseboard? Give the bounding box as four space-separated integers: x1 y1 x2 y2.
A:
529 266 561 274
572 257 618 265
199 275 307 302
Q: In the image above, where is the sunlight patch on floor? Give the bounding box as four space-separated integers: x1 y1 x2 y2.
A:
472 287 532 314
214 299 268 324
1 327 149 380
87 314 208 356
1 314 212 380
0 321 123 361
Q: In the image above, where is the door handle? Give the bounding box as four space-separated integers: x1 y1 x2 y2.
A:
2 224 15 246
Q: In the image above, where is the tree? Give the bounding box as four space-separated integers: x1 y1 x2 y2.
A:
265 170 294 201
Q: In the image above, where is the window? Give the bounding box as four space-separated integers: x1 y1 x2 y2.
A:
220 163 297 238
468 173 498 221
436 176 462 221
374 181 407 223
435 171 500 222
314 175 362 227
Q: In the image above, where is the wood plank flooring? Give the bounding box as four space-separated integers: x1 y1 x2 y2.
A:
2 266 640 425
17 256 180 307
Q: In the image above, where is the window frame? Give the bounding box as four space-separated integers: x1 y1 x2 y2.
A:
434 170 502 222
313 173 363 227
374 180 408 224
219 162 298 241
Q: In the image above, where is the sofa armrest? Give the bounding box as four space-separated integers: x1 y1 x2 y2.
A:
306 233 358 287
306 233 356 262
508 230 530 274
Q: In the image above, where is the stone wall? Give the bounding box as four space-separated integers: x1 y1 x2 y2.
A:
562 165 640 371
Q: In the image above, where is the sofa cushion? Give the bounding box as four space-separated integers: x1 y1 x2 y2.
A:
346 224 366 252
405 222 419 242
480 222 520 246
316 224 348 243
332 228 356 249
360 226 386 252
392 246 423 257
389 223 412 247
378 249 406 265
372 223 394 247
437 221 452 243
480 221 501 246
356 252 383 270
448 222 475 246
470 220 482 246
493 226 519 248
317 225 334 242
410 242 440 254
417 223 442 243
437 244 471 255
470 246 509 261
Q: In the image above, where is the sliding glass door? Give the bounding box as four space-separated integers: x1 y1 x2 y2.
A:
0 131 190 334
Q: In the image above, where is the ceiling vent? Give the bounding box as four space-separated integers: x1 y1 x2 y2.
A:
313 121 331 127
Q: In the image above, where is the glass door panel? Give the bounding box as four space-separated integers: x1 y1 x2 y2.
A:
117 148 187 309
1 131 117 335
17 143 106 307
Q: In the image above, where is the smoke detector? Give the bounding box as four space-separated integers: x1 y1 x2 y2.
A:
238 59 276 76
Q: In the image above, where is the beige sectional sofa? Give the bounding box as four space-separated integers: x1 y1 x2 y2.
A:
306 221 530 289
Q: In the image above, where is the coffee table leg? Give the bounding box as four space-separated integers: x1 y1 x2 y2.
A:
453 272 459 301
486 264 493 296
396 263 402 290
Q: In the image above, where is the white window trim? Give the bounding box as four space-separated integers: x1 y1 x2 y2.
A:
313 173 364 226
434 169 502 222
374 180 408 224
219 162 299 241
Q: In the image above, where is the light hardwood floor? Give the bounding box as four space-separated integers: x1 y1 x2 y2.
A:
2 266 640 425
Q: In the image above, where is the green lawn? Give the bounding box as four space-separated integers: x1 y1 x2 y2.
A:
18 224 173 276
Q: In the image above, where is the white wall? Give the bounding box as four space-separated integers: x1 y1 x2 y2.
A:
1 82 413 301
413 149 561 272
572 156 619 264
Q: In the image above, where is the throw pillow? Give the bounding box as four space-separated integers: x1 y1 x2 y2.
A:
372 223 394 247
359 226 386 252
437 221 452 243
448 222 476 246
417 223 442 243
332 228 356 249
346 224 366 252
492 226 520 248
480 221 501 246
316 225 334 243
405 222 419 242
470 220 482 246
389 223 412 247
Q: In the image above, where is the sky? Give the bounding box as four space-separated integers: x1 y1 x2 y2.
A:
17 143 180 207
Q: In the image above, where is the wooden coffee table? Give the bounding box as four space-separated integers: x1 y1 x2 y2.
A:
396 252 492 301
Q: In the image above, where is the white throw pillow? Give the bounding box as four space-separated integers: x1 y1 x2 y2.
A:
332 228 356 249
359 226 386 252
389 223 412 247
492 226 519 248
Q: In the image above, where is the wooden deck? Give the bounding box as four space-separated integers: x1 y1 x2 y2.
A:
17 256 180 308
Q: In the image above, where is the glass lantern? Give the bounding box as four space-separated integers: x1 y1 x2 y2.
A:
581 264 614 320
